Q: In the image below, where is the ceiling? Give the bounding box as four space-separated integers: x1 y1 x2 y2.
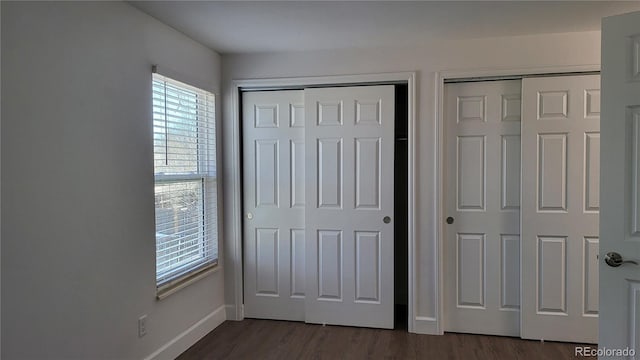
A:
130 1 640 54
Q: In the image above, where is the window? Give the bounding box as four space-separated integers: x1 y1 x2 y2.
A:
152 73 217 294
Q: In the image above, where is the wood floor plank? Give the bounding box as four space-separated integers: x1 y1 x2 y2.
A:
177 319 588 360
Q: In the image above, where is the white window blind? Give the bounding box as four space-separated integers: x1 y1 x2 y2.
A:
152 73 218 288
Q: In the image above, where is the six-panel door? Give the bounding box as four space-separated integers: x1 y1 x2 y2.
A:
242 90 306 321
444 80 522 336
520 75 600 343
304 85 395 329
600 10 640 354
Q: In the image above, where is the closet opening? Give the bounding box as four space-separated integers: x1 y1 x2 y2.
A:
238 82 410 330
394 83 409 330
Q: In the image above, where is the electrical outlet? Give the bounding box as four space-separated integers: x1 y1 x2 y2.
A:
138 315 147 338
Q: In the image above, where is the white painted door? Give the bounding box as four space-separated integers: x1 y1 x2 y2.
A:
600 11 640 355
520 75 600 343
443 80 522 336
304 85 395 328
242 90 306 321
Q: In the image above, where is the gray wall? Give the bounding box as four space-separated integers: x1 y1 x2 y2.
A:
1 2 223 358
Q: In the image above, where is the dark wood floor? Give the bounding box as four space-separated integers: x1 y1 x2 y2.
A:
178 319 588 359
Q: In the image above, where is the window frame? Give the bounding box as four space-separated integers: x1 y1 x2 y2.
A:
151 72 219 299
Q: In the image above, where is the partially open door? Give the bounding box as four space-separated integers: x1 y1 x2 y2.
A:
600 10 640 355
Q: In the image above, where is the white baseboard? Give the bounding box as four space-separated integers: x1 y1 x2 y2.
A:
412 316 442 335
144 305 226 360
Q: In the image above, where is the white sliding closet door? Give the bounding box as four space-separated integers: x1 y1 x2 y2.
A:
520 75 600 343
243 86 396 328
304 85 395 329
443 80 522 336
242 90 306 321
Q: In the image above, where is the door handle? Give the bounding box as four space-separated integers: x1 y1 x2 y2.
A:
604 251 639 267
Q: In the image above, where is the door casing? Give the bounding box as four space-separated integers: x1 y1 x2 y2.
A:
227 72 418 331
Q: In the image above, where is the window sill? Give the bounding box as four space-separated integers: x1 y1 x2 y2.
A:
156 262 220 300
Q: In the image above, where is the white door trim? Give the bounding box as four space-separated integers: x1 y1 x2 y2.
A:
226 72 418 331
434 64 600 335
